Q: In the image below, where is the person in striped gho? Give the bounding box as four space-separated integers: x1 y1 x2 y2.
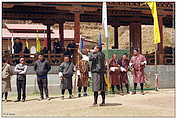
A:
129 49 147 95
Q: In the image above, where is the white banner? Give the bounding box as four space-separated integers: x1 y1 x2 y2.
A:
102 2 108 38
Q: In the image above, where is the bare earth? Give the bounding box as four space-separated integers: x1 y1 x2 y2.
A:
2 89 175 117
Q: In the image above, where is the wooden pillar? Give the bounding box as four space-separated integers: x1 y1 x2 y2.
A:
74 12 80 43
47 25 51 52
129 23 142 55
59 22 64 46
114 26 119 49
157 16 164 64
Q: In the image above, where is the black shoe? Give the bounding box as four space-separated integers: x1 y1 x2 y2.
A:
99 102 105 106
39 97 44 101
14 99 20 102
61 96 64 100
78 94 81 97
69 95 72 99
22 99 25 102
132 91 136 95
141 91 145 95
93 102 97 106
83 93 88 96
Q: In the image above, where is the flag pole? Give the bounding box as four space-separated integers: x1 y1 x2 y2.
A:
147 2 161 91
155 44 159 91
106 36 111 93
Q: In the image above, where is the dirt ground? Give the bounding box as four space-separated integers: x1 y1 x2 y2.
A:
2 89 175 117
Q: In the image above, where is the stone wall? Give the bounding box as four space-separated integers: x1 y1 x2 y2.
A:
9 65 175 96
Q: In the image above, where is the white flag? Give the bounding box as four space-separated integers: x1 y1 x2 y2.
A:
102 2 108 38
11 33 14 54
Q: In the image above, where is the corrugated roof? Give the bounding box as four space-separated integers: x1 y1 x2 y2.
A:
5 24 47 31
2 28 74 39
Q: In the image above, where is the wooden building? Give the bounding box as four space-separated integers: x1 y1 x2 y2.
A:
2 2 175 64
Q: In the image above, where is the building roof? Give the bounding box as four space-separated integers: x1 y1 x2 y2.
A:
5 24 47 31
2 24 74 39
2 28 75 39
2 2 174 27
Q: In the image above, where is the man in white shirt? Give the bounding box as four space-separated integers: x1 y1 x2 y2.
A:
14 57 28 102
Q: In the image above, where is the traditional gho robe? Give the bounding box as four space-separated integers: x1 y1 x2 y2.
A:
2 63 12 93
130 54 147 83
119 58 129 84
77 60 89 87
59 61 74 89
109 58 121 86
89 51 106 92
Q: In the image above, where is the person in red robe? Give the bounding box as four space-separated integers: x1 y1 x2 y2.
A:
119 54 130 94
109 54 121 94
129 49 147 95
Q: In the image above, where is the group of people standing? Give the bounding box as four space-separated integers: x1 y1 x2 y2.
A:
2 45 147 106
109 49 147 95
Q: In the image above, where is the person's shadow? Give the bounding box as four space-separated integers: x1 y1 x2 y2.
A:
90 103 122 107
103 103 122 107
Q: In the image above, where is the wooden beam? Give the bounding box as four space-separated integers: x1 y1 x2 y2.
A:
47 25 51 52
59 22 64 46
74 12 80 43
129 23 142 55
157 16 164 65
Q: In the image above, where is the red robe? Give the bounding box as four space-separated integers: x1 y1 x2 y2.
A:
77 60 89 87
109 59 121 86
130 54 147 83
119 59 129 84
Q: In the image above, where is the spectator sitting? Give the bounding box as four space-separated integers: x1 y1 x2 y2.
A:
24 47 30 56
64 47 71 56
13 38 23 54
41 47 48 58
13 38 23 64
24 47 31 64
67 41 76 57
53 38 63 54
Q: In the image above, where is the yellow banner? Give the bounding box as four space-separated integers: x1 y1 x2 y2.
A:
36 33 41 52
147 2 161 44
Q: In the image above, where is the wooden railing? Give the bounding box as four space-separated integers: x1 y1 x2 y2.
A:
4 49 175 66
9 53 65 66
144 53 175 65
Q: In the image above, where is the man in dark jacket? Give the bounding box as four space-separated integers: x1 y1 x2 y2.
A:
13 38 23 54
34 53 51 100
53 38 62 54
89 46 106 106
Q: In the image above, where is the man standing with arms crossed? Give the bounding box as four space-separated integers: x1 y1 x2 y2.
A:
14 57 28 102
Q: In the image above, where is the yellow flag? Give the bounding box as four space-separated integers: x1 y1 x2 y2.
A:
36 32 41 52
25 39 29 49
147 2 161 44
